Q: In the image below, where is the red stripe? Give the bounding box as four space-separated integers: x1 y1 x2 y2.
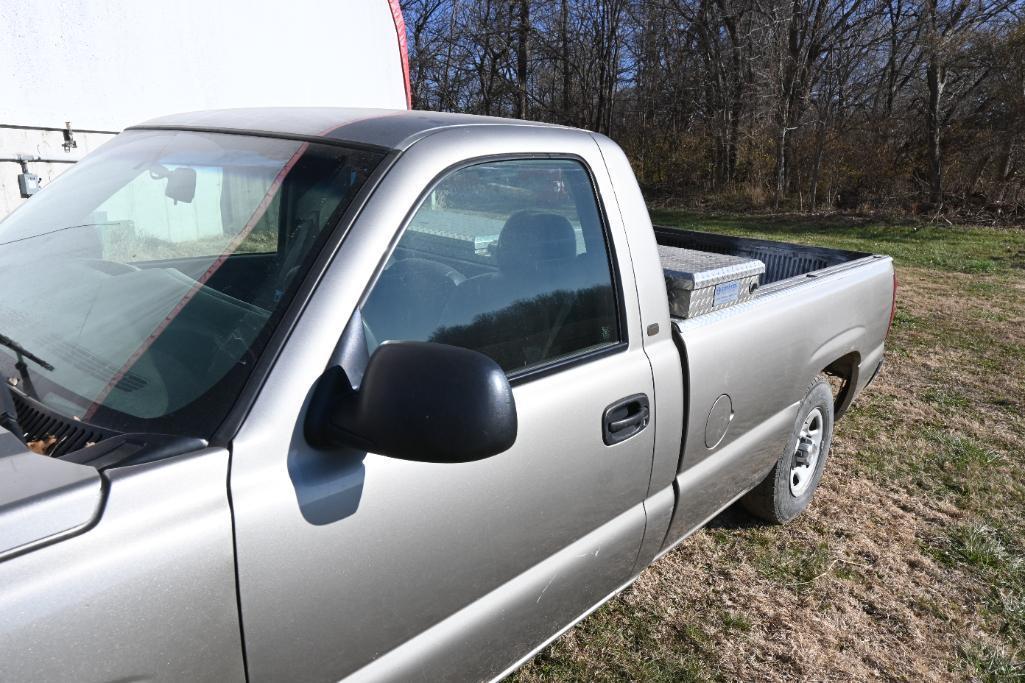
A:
83 142 310 420
388 0 412 109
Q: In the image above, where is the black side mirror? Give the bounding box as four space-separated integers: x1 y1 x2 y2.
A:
306 342 517 463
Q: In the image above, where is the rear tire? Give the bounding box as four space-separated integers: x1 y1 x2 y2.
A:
741 375 834 524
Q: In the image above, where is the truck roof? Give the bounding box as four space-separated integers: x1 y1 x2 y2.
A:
132 108 569 151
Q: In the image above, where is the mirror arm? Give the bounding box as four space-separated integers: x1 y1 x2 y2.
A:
304 366 359 448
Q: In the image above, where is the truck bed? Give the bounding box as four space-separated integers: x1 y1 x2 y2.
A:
654 226 894 548
653 227 877 295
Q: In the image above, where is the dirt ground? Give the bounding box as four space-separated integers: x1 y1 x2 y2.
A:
513 220 1025 682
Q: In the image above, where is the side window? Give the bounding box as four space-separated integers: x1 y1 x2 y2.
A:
361 158 622 374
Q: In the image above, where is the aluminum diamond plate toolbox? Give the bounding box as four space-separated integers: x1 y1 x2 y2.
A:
658 245 765 318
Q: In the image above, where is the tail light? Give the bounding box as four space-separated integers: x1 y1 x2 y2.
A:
885 271 898 338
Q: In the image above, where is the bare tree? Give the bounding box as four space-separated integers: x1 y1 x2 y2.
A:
399 0 1025 214
920 0 1015 206
515 0 531 118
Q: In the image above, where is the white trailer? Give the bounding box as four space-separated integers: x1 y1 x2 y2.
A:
0 0 410 218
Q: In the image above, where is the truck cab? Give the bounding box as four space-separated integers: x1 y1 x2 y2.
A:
0 109 894 682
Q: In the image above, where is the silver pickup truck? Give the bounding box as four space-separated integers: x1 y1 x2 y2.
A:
0 109 895 682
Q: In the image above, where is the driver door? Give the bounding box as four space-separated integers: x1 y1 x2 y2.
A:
229 127 656 681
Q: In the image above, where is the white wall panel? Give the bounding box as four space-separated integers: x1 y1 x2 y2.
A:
0 0 408 130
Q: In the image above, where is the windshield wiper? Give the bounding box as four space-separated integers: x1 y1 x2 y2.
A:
0 333 54 400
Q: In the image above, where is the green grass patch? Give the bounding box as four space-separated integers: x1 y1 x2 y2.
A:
945 524 1011 571
922 387 971 410
965 280 1005 296
910 431 1003 503
932 432 1000 469
754 541 833 585
958 642 1025 681
512 601 711 683
891 309 921 330
719 611 753 633
928 521 1025 661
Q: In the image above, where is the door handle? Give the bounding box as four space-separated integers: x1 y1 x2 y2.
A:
602 394 650 445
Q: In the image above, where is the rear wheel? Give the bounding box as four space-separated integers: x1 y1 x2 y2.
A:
742 375 834 523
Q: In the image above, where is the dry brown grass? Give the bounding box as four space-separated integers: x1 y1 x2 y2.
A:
513 234 1025 682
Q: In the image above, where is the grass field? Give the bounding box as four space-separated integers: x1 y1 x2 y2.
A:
513 211 1025 682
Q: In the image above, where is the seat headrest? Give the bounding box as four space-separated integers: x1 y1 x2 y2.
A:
496 210 577 276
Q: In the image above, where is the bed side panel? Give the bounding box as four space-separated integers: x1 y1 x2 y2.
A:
662 256 893 546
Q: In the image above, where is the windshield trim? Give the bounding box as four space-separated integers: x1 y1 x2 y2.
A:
128 124 394 156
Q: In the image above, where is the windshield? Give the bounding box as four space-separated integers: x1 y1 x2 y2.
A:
0 129 383 438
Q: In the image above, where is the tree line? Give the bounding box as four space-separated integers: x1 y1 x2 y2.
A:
401 0 1024 216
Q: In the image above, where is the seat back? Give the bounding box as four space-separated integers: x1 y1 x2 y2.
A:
495 210 577 280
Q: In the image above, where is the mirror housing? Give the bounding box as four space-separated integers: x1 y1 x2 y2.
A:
150 164 196 204
307 342 517 463
165 167 197 204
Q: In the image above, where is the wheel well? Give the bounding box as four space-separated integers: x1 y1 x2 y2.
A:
823 352 860 420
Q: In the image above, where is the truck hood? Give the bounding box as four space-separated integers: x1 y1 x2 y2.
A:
0 429 102 561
